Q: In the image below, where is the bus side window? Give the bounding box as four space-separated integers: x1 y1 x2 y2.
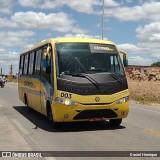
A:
35 49 42 75
23 54 29 75
19 55 24 75
28 51 35 75
33 51 36 74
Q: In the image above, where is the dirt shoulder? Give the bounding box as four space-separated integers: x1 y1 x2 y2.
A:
128 81 160 105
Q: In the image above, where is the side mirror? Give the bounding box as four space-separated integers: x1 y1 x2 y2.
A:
119 51 128 67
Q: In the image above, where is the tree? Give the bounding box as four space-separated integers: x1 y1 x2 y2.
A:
151 61 160 67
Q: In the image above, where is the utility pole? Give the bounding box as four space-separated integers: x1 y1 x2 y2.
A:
10 64 13 76
102 0 104 40
37 21 39 43
10 64 13 81
0 68 2 75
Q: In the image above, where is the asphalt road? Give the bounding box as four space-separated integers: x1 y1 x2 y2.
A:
0 82 160 160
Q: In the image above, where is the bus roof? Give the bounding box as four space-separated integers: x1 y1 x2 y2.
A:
46 37 114 44
52 37 115 44
21 37 116 55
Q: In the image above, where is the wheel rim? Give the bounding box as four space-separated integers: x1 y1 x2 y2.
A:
48 111 53 121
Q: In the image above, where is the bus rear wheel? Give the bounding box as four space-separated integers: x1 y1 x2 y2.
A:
109 119 122 127
24 94 32 112
47 103 58 129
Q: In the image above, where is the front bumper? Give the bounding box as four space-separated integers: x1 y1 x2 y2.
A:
52 101 129 122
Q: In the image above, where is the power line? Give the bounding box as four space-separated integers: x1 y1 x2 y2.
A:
102 0 105 40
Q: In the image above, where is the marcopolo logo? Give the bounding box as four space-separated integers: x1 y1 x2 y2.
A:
95 97 100 102
94 46 113 51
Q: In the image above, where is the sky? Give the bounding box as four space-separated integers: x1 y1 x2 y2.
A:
0 0 160 74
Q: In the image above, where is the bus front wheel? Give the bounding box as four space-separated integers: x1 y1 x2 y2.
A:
109 119 122 127
46 103 58 129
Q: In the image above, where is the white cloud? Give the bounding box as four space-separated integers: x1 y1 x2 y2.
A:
152 53 160 58
18 0 97 13
105 6 145 21
118 42 160 57
0 18 18 28
117 43 142 53
0 49 19 74
104 0 120 7
0 0 13 14
64 33 107 40
122 0 132 3
136 22 160 42
117 40 160 66
129 56 152 65
11 11 85 33
0 49 5 52
47 0 97 14
117 17 160 60
118 43 152 54
18 0 41 8
6 30 34 37
134 22 160 56
17 1 160 22
142 1 160 21
18 0 120 14
104 1 160 22
0 30 35 47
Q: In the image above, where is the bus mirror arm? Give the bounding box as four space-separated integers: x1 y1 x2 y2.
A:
46 46 51 54
42 46 51 67
43 46 51 60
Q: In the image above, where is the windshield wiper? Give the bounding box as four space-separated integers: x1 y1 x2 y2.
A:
108 72 122 84
65 72 99 89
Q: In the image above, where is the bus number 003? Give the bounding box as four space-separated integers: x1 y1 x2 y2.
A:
61 93 72 99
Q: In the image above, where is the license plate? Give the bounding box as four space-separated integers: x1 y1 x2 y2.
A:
89 118 104 122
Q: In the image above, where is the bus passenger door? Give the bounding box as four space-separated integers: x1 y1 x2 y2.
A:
34 49 42 112
40 44 53 115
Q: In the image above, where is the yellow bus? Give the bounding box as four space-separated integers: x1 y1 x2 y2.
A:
18 38 129 128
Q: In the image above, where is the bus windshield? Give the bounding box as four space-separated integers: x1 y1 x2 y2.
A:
56 43 124 76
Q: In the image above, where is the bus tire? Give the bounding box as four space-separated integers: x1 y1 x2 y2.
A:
46 102 58 129
24 94 32 112
109 119 122 127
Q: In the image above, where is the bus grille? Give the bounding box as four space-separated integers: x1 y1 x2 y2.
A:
73 109 118 120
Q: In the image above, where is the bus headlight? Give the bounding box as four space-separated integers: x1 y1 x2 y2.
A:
115 96 129 104
55 97 78 106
